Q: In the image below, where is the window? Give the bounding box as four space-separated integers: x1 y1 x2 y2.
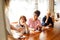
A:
38 0 49 22
54 0 60 18
5 0 49 23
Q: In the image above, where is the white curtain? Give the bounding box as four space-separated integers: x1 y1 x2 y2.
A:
7 0 49 23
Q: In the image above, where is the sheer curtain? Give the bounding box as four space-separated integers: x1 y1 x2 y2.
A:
54 0 60 19
8 0 35 23
38 0 49 22
6 0 49 23
54 0 60 13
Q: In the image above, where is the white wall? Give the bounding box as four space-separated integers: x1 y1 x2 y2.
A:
0 0 7 40
54 0 60 19
55 0 60 13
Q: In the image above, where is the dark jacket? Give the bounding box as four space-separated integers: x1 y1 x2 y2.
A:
42 16 54 27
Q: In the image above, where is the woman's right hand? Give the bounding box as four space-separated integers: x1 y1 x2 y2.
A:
45 16 48 23
17 27 23 32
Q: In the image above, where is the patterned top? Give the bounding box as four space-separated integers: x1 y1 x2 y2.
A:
28 18 42 29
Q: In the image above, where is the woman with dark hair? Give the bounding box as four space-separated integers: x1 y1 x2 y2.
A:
28 10 42 31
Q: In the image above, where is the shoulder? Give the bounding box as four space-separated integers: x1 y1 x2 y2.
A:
29 18 33 21
37 19 40 21
37 19 40 22
43 16 46 18
29 18 32 20
49 17 52 19
44 16 46 18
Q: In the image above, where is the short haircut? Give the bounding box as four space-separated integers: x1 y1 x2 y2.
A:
19 16 27 22
34 10 40 17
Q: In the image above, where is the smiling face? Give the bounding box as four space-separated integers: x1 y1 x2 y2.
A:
33 10 40 20
19 16 27 24
33 13 38 20
47 13 51 17
20 17 26 23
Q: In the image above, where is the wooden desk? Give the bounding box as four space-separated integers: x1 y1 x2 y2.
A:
8 27 60 40
8 22 60 40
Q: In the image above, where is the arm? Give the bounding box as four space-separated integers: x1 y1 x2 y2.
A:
28 19 31 27
10 25 17 30
48 18 54 27
35 20 42 30
42 16 47 26
23 23 29 33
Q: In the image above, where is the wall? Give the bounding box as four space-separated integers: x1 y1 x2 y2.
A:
49 0 54 15
0 0 7 40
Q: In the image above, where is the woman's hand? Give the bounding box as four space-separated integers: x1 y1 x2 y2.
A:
34 24 41 30
48 23 52 27
45 16 48 23
17 27 23 32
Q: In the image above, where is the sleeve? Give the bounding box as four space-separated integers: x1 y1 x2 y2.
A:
28 19 30 27
42 16 47 26
38 20 42 27
50 18 54 27
34 20 42 30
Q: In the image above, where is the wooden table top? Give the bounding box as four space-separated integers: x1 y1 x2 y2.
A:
8 22 60 40
8 27 60 40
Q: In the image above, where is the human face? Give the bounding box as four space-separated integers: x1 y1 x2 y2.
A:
47 13 51 17
33 13 38 20
20 17 26 23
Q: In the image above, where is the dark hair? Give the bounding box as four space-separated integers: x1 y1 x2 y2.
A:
19 16 27 22
34 10 40 17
